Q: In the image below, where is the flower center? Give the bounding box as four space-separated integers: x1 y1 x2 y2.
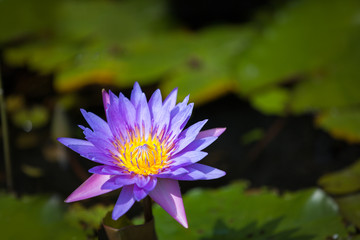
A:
111 128 172 176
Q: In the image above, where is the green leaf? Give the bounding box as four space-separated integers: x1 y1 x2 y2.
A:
290 32 360 113
4 41 77 74
335 194 360 229
162 26 255 104
67 204 114 230
316 108 360 143
250 87 290 115
236 0 360 93
0 193 86 239
0 0 58 43
56 0 167 43
153 182 348 240
318 159 360 195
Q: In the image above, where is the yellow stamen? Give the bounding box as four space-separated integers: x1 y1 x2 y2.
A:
111 127 171 176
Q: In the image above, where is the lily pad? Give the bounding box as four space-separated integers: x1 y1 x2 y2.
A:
316 108 360 143
162 26 255 104
153 182 348 240
0 193 85 239
335 194 360 229
318 159 360 195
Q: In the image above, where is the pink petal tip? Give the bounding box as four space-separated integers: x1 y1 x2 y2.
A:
65 174 112 203
149 179 188 228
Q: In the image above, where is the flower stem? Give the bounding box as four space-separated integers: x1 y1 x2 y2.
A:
143 196 153 223
0 64 13 192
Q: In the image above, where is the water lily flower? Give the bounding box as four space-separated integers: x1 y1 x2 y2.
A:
58 82 225 228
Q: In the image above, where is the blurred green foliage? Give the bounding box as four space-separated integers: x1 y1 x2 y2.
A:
0 193 113 239
2 0 360 142
318 159 360 230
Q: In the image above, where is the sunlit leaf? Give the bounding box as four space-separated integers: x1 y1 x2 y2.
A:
154 182 348 240
162 26 255 104
316 108 360 143
250 87 290 115
4 42 77 74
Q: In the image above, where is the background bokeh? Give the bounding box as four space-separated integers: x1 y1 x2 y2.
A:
1 0 360 239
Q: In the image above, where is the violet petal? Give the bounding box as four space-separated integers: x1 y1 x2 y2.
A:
149 179 188 228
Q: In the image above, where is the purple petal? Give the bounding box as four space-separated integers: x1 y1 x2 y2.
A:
170 95 190 119
118 93 136 129
149 179 188 228
80 109 112 137
143 177 157 192
107 92 128 140
173 120 208 154
133 185 148 201
148 89 162 119
65 174 112 202
135 175 150 188
155 167 188 178
196 128 226 139
102 89 110 114
58 138 115 165
101 175 136 190
168 103 194 138
163 88 178 112
133 176 157 201
89 165 127 175
136 93 151 138
130 82 143 108
82 128 117 153
170 151 208 167
112 185 136 220
175 163 226 181
179 137 217 152
58 137 92 147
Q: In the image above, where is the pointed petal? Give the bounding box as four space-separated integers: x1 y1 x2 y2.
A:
65 174 112 202
148 89 162 119
130 82 143 108
173 120 208 154
58 137 92 147
119 93 136 129
80 109 112 137
112 185 136 220
196 128 226 139
102 89 110 114
170 95 190 119
170 151 208 167
163 88 178 111
168 103 194 137
136 93 151 138
179 136 217 152
175 163 226 181
107 93 127 139
149 179 188 228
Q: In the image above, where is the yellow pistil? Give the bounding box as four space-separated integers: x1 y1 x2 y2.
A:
111 128 172 176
